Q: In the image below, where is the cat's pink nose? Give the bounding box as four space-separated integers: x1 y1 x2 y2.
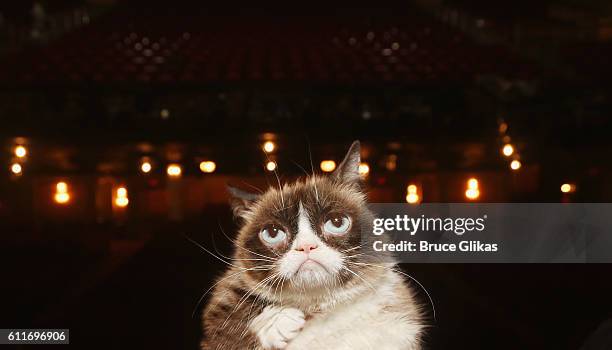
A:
296 243 318 254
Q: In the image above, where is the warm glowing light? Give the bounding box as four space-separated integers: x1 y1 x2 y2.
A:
467 178 479 189
56 182 68 193
320 160 336 172
502 144 514 157
54 182 70 204
465 189 480 200
167 164 182 177
510 160 521 170
358 163 370 176
561 183 576 193
115 187 129 208
200 161 216 173
498 122 508 134
11 163 22 175
14 145 27 158
465 178 480 200
160 109 170 119
406 184 420 204
266 161 277 171
117 187 127 197
141 161 152 173
406 193 420 204
54 193 70 204
385 155 397 171
263 141 275 153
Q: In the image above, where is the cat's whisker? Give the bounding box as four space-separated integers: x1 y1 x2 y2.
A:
239 272 286 342
349 261 436 321
267 276 283 301
246 265 277 269
240 181 264 194
194 275 239 318
209 228 236 262
343 253 368 260
289 159 311 178
230 257 276 263
271 274 284 304
241 275 282 339
340 245 365 253
193 265 275 318
183 234 247 269
220 273 280 330
185 233 278 276
211 239 276 264
208 228 276 264
305 141 320 203
341 265 377 293
263 151 285 209
217 223 278 261
311 176 320 203
272 202 297 214
215 277 273 335
278 275 286 308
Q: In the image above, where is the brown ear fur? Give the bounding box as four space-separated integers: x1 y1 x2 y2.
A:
227 185 260 219
333 140 362 185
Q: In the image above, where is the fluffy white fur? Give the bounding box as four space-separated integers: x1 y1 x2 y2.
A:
288 270 421 350
251 269 422 350
250 306 306 349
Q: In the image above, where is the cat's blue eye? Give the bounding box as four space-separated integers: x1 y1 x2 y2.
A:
259 224 287 246
324 214 351 235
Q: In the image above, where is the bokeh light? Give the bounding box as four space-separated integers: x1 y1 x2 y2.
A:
54 182 70 204
56 182 68 193
263 141 275 153
11 163 22 175
465 178 480 200
167 164 182 177
320 160 336 172
200 161 216 173
14 145 27 158
406 184 420 204
502 144 514 157
115 187 129 208
141 161 152 173
561 183 576 193
266 161 277 171
358 162 370 176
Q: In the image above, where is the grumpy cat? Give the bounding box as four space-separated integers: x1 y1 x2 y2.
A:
202 141 424 350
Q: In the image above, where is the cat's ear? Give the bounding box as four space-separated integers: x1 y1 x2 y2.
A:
333 140 362 185
227 185 260 220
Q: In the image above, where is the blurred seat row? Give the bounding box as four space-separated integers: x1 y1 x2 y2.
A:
0 10 534 85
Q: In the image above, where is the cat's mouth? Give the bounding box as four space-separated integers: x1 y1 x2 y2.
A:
297 258 328 273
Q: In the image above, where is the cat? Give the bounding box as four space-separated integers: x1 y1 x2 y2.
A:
201 141 424 350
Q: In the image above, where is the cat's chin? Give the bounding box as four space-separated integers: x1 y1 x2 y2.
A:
291 262 334 286
298 258 326 271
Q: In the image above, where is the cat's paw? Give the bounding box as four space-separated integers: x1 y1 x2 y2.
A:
250 305 305 349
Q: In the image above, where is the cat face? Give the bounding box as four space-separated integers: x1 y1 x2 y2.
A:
230 141 377 292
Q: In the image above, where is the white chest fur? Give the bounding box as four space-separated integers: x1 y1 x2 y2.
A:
286 271 422 350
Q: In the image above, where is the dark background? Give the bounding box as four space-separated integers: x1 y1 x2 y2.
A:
0 0 611 349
